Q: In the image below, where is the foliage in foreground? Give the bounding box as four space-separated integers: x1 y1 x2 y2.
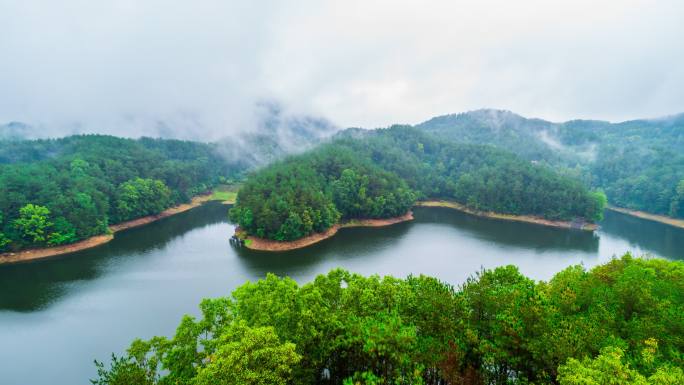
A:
93 255 683 384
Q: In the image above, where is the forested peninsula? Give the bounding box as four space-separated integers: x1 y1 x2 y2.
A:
0 135 237 259
92 255 684 384
230 126 606 249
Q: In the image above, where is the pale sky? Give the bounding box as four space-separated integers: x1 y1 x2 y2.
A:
1 0 682 139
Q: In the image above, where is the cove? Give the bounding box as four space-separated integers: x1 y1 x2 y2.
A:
0 202 682 385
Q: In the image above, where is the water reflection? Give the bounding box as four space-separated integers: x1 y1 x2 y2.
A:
1 204 681 314
412 207 600 252
1 203 683 385
599 210 684 260
235 207 602 274
234 219 415 271
0 202 228 312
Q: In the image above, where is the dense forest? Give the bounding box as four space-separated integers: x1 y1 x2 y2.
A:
92 255 684 384
230 126 606 241
417 109 684 218
0 135 236 252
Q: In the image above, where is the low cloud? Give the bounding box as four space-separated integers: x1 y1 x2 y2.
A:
1 0 682 139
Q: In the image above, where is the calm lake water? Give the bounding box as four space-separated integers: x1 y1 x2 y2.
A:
1 202 683 385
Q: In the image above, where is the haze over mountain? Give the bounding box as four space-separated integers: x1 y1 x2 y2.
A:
332 108 684 218
0 102 337 174
0 122 31 141
417 108 684 164
214 102 338 168
2 1 683 138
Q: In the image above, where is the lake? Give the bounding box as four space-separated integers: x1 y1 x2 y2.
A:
1 202 683 385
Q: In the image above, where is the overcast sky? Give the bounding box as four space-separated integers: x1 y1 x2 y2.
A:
1 0 682 139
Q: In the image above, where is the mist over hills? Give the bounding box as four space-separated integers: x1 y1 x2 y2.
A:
3 108 683 218
0 102 338 168
416 109 683 217
0 122 31 141
214 102 338 169
342 108 684 218
417 108 684 164
4 108 681 165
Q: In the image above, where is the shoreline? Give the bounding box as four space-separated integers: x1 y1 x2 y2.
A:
0 193 235 265
607 206 684 230
238 199 600 252
416 200 598 231
239 211 415 252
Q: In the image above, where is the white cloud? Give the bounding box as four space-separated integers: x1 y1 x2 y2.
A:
1 0 682 138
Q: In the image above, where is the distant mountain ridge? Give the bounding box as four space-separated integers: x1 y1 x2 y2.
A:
1 102 338 170
417 108 684 152
4 108 683 218
417 109 568 164
414 109 684 218
337 108 683 218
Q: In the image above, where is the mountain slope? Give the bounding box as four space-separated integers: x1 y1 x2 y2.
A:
230 126 605 241
417 109 684 218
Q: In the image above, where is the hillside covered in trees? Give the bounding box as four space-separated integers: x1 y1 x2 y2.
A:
230 126 606 241
0 135 237 252
92 255 684 384
417 109 684 218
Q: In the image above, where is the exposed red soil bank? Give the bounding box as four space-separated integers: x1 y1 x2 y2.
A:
607 206 684 230
415 200 598 231
240 211 415 252
0 194 234 265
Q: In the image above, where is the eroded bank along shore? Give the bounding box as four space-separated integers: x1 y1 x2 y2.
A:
237 200 600 252
416 200 598 231
236 211 415 252
0 194 235 265
607 206 684 230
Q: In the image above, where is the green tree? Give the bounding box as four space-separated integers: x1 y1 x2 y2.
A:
0 134 239 252
93 256 684 385
332 168 370 218
0 232 9 251
13 204 52 244
192 323 301 385
587 190 608 221
114 178 172 222
558 346 649 385
0 211 10 251
47 217 78 246
91 354 156 385
230 126 603 242
558 345 684 385
670 180 684 218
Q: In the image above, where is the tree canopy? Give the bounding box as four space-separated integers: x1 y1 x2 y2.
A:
92 255 684 384
417 109 684 218
0 135 237 252
231 126 606 241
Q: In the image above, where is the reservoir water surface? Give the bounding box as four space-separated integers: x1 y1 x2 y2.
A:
1 202 683 385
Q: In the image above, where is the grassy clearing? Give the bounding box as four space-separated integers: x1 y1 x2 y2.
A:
209 184 239 204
